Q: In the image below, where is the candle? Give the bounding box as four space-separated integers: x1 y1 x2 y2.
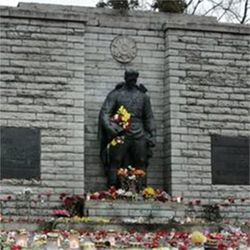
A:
69 230 80 249
16 229 28 248
176 196 182 203
46 232 59 250
81 241 96 250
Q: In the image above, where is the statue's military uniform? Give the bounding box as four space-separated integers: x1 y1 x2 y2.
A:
99 82 156 187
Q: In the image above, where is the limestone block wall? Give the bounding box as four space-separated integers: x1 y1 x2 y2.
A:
0 3 249 220
0 9 86 216
164 24 250 220
0 4 218 193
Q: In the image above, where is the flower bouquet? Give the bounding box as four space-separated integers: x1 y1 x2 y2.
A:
117 166 146 193
109 105 131 146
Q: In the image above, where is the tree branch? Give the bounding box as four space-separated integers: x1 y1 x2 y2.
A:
203 0 223 16
241 0 249 23
191 0 204 14
217 0 234 21
222 7 242 22
186 0 195 7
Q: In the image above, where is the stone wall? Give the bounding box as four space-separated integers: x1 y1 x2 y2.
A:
0 9 86 216
164 25 250 220
0 3 249 219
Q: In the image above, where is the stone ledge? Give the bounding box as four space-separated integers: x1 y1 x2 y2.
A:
0 2 218 30
55 221 223 233
2 221 249 233
3 3 248 33
0 6 88 23
85 200 186 219
16 2 217 23
164 23 250 35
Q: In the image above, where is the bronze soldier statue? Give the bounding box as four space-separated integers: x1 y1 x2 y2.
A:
98 69 156 188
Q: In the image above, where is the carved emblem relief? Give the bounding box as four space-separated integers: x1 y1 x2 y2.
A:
110 36 137 63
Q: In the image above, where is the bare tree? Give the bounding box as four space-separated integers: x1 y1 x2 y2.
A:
96 0 250 23
185 0 249 23
147 0 249 23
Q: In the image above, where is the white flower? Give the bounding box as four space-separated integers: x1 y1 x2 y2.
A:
116 189 126 195
128 175 136 180
124 191 133 197
137 217 144 223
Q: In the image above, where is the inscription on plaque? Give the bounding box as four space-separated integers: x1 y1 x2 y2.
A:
211 135 249 185
0 127 41 179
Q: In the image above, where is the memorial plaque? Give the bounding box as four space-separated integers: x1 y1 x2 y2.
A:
0 127 41 179
212 135 249 185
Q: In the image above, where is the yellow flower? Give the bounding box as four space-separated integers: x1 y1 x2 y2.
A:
143 186 156 197
110 139 117 146
191 231 207 245
118 105 131 122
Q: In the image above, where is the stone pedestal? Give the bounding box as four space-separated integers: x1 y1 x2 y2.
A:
84 200 186 221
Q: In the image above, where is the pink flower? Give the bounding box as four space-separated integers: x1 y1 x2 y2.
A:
52 209 70 217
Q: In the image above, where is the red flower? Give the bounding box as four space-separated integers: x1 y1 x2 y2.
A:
209 233 223 240
98 192 106 200
136 235 142 242
227 197 235 203
156 196 168 202
60 193 67 200
63 197 74 207
109 186 116 194
195 200 201 205
11 245 22 250
179 244 188 250
217 241 228 250
152 240 159 248
90 194 99 200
